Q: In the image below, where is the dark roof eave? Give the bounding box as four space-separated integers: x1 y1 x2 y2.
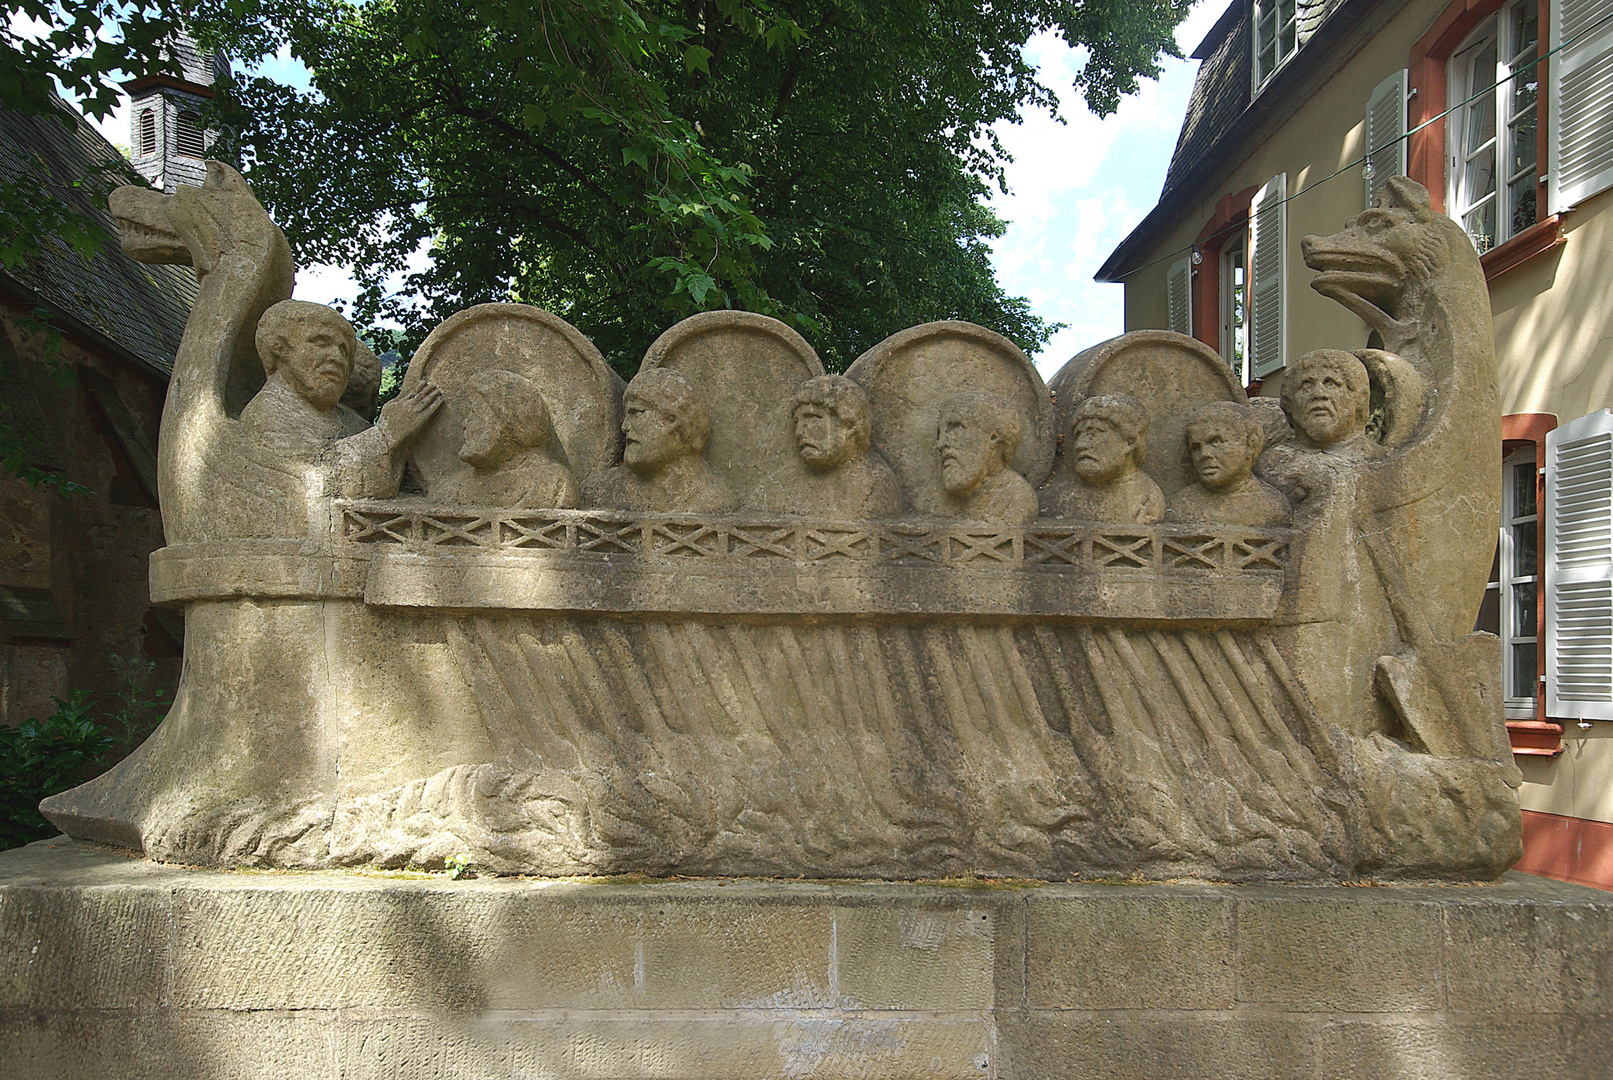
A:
1192 0 1246 60
1095 0 1397 283
0 272 175 383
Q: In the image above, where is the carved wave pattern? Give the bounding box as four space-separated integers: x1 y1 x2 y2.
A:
337 503 1290 574
335 615 1379 880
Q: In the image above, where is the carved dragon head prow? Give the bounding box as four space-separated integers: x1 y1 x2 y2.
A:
1299 177 1481 354
110 160 293 287
110 161 297 541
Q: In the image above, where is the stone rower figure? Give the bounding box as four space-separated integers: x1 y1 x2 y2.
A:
585 367 738 513
432 370 580 509
790 374 904 518
1041 393 1165 525
1169 400 1290 528
934 391 1039 524
241 299 442 533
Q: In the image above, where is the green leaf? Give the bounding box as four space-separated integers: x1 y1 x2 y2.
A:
683 44 712 74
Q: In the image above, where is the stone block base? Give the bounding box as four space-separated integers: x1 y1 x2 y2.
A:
3 839 1611 1079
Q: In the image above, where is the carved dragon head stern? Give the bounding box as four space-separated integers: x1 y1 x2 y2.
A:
1299 177 1486 351
1305 176 1502 679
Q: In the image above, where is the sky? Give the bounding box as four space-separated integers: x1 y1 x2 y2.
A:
73 0 1227 380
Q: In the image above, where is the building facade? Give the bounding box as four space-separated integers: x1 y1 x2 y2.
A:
1098 0 1613 887
0 85 202 729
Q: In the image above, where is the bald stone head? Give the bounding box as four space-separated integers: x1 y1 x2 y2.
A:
255 300 359 412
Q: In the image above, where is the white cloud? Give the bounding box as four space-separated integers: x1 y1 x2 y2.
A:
989 0 1229 378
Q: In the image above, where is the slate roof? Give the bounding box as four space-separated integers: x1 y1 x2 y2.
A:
0 94 195 377
1096 0 1390 281
1166 6 1252 199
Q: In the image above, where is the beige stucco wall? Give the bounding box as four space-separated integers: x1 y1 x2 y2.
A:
1119 0 1613 824
1491 189 1613 420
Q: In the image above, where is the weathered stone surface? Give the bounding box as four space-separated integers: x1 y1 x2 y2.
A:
400 301 624 496
59 169 1521 884
846 320 1054 515
638 309 823 512
6 840 1611 1080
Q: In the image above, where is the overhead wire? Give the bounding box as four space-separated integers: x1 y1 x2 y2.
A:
1109 6 1613 283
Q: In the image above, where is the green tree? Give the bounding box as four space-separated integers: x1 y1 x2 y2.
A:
194 0 1188 373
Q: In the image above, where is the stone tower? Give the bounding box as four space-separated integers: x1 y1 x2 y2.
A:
125 35 228 193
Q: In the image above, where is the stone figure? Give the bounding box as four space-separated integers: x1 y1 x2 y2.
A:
638 311 825 512
1270 176 1516 840
430 370 579 509
239 300 441 532
584 367 738 513
789 374 903 518
933 391 1039 523
341 339 384 422
1169 401 1290 527
1040 393 1165 524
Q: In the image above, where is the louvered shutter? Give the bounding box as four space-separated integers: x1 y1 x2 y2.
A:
1166 256 1192 335
1248 173 1287 378
1365 69 1408 208
1546 409 1613 719
1550 0 1613 212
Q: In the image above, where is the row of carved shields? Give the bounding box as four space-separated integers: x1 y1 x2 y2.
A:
398 304 1249 512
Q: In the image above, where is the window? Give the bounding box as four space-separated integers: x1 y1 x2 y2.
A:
1479 450 1540 715
1254 0 1299 88
1219 235 1247 383
1447 0 1540 252
176 110 206 158
137 109 156 157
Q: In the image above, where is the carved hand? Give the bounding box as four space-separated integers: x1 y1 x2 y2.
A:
378 382 445 448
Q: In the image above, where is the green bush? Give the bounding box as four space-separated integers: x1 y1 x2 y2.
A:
0 692 111 849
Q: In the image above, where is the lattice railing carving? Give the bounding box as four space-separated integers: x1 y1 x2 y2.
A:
337 503 1288 574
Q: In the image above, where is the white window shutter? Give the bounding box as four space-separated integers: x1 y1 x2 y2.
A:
1549 0 1613 213
1166 256 1192 335
1248 173 1287 378
1365 68 1408 207
1546 409 1613 719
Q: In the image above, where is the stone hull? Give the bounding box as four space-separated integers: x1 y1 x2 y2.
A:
3 839 1610 1080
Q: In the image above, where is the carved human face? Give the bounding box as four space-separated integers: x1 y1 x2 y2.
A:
794 402 855 470
1187 421 1255 490
1288 366 1363 447
936 409 999 496
459 391 514 470
1071 418 1134 485
622 390 686 474
276 321 353 411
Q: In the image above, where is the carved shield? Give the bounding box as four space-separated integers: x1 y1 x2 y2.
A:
845 321 1054 515
1047 330 1248 498
400 303 624 498
638 310 825 512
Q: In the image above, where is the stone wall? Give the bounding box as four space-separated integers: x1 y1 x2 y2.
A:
4 839 1610 1079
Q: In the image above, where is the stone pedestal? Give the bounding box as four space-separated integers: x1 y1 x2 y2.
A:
3 838 1610 1079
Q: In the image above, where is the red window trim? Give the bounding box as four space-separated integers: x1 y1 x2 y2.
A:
1190 185 1263 388
1501 412 1557 754
1408 0 1549 229
1480 213 1566 279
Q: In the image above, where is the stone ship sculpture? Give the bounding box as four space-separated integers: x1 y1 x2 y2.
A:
40 164 1521 882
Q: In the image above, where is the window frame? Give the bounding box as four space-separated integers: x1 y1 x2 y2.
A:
1445 0 1542 253
1493 447 1542 717
1253 0 1300 90
1189 185 1261 390
1411 0 1553 277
